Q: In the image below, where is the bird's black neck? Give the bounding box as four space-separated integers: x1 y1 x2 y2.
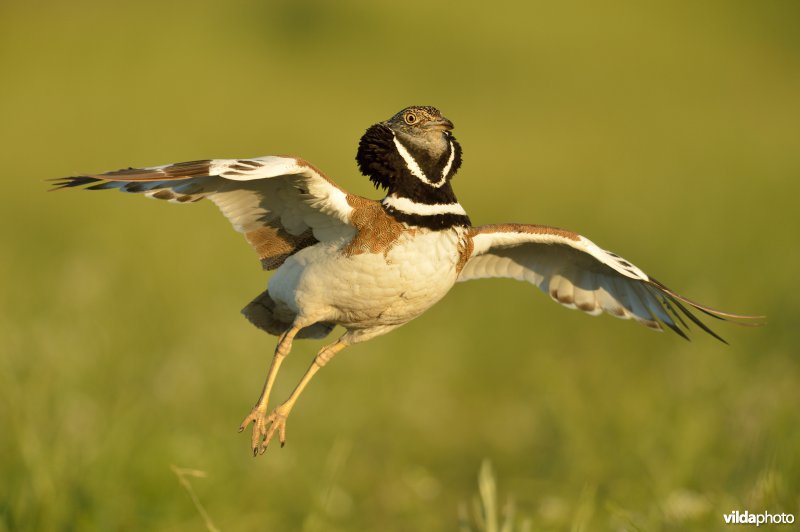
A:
357 124 471 230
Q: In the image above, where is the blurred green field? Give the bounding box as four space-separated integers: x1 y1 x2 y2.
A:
2 1 799 530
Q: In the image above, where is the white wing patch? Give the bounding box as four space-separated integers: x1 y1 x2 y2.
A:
576 236 649 280
459 224 750 341
470 230 648 282
213 156 353 225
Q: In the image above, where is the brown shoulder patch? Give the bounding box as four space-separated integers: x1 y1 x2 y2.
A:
343 195 410 256
245 225 317 270
470 223 580 241
455 229 474 275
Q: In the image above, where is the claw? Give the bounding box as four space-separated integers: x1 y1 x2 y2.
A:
239 405 290 456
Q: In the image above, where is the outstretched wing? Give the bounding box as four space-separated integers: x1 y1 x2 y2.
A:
459 223 760 342
51 156 359 269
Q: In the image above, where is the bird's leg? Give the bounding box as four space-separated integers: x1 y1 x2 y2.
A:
239 325 300 454
257 338 349 454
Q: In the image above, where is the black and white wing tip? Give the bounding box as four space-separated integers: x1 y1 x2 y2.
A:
50 156 358 268
645 277 764 344
459 224 764 344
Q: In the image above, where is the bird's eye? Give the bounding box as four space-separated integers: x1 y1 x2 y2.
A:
404 112 418 125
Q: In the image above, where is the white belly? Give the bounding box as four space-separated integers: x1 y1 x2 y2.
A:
268 228 463 330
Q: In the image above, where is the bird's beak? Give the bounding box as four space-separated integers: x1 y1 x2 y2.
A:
428 117 454 131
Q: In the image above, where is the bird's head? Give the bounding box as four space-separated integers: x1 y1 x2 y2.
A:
385 105 455 144
356 106 462 194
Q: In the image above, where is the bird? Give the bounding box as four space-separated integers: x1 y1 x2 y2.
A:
51 105 759 455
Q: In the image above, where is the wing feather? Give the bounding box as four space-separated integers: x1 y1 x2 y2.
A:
572 271 601 315
51 156 357 269
459 223 761 341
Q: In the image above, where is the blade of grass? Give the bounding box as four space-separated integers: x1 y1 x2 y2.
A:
170 465 220 532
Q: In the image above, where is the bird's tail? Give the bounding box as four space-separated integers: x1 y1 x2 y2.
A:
242 290 334 340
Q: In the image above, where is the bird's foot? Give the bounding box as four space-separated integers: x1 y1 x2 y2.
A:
238 404 289 455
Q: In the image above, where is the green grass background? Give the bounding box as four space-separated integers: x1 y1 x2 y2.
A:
2 1 799 530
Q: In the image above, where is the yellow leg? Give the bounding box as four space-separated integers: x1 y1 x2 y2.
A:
257 338 349 454
239 326 300 454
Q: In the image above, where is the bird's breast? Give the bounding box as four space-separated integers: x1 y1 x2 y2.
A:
268 227 467 328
